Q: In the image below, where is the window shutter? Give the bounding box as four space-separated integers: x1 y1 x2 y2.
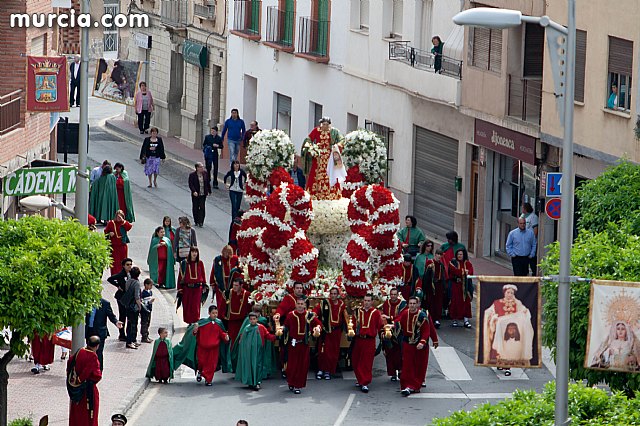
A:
392 0 403 36
488 28 502 73
574 29 587 102
472 26 490 70
523 23 544 77
608 36 633 75
360 0 370 28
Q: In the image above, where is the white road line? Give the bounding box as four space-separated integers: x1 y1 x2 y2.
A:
431 347 472 381
491 367 529 380
125 383 160 423
411 392 513 399
333 393 356 426
542 346 557 378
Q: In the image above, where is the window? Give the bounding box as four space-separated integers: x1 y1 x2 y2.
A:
347 113 358 132
359 0 369 30
471 27 502 73
391 0 403 38
310 101 323 128
575 29 587 103
103 3 119 53
365 120 393 186
607 36 633 111
275 92 292 135
523 23 544 78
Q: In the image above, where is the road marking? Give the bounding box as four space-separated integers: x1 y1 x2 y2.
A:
431 347 472 381
125 383 159 423
333 393 356 426
491 367 529 380
542 346 557 378
411 392 512 399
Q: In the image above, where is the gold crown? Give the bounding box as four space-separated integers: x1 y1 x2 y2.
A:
31 60 61 74
603 288 640 326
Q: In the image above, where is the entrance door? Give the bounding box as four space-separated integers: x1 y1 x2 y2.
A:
468 160 479 253
313 0 329 56
168 51 184 137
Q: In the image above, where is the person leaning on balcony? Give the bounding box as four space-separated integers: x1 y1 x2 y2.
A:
607 83 618 109
431 36 444 74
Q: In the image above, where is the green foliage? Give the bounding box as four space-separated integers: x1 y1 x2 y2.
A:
0 216 110 357
8 417 32 426
576 160 640 234
432 382 640 425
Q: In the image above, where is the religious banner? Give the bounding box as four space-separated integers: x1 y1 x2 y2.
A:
585 280 640 373
475 276 541 369
26 56 69 112
92 58 142 106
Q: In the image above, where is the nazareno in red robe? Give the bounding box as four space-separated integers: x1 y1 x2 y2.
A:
104 219 132 275
196 321 228 383
351 307 384 386
396 309 438 391
313 300 345 375
284 310 322 389
31 333 55 366
68 348 102 426
380 300 405 376
448 259 474 320
179 260 207 324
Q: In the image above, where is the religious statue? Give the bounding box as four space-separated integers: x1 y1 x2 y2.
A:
302 117 345 200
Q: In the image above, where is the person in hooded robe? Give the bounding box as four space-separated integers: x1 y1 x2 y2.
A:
147 226 176 289
89 164 118 223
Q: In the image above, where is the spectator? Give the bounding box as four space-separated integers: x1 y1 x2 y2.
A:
140 127 166 188
506 217 537 276
221 108 246 165
69 56 81 107
431 36 444 74
224 160 247 220
84 298 123 370
107 258 133 342
173 216 198 263
188 162 212 227
289 157 306 189
243 120 261 149
607 83 618 109
203 126 223 188
140 278 156 343
134 82 154 134
521 202 539 275
121 266 142 350
90 160 110 185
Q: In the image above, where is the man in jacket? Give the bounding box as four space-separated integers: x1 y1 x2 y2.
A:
203 126 223 188
188 162 212 227
85 298 123 370
69 56 81 107
106 258 133 341
221 108 246 166
120 267 142 349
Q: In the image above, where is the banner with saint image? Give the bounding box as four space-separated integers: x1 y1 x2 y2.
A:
92 58 142 106
586 280 640 373
26 56 70 112
475 276 542 369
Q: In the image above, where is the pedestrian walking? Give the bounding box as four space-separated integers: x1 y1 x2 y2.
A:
379 288 406 381
145 327 173 383
448 249 474 328
140 127 166 188
107 258 132 342
400 254 421 301
113 162 135 222
69 56 81 107
224 160 247 220
521 202 539 275
147 226 176 289
162 216 176 241
134 82 154 134
173 216 198 264
422 249 447 328
84 298 124 370
30 333 54 374
223 273 251 347
140 278 156 343
104 210 133 276
67 336 102 426
234 311 276 390
178 247 207 324
228 211 244 254
221 108 246 165
351 294 385 393
506 217 537 276
121 266 142 350
188 162 212 227
203 126 223 188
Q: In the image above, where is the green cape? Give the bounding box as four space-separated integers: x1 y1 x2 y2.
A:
145 337 174 379
396 226 426 248
118 171 136 222
231 316 278 379
89 174 118 222
172 317 232 374
440 242 466 255
414 253 434 277
147 235 176 289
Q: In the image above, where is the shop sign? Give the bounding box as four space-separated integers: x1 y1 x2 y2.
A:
4 166 77 196
474 119 536 165
183 40 208 68
134 33 152 50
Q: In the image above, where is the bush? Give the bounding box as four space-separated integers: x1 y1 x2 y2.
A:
8 418 32 426
432 382 640 425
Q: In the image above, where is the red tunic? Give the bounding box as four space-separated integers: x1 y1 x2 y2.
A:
380 300 405 376
448 260 474 320
31 333 55 366
115 175 127 216
351 307 384 386
396 309 438 391
153 340 171 381
196 321 228 383
157 243 168 285
313 299 346 374
104 219 132 275
68 348 102 426
284 310 322 388
178 260 206 324
424 259 446 321
226 289 251 346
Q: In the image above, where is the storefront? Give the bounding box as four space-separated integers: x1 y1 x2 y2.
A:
474 119 538 259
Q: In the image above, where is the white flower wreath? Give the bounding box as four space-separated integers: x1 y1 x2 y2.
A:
246 129 296 181
342 129 388 184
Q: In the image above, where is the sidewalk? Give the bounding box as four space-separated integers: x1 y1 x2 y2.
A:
6 273 174 426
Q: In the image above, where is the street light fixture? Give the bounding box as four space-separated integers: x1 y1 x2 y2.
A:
453 3 576 426
19 195 76 216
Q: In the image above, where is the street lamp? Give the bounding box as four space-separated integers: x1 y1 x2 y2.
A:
19 195 76 217
453 4 576 426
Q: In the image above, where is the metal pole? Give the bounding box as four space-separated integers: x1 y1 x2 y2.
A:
72 0 91 353
555 0 576 424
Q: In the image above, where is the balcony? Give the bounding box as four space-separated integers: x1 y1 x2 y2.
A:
231 0 261 41
388 41 462 80
194 3 215 20
264 6 294 52
161 0 188 29
0 90 22 135
508 75 542 125
295 17 329 63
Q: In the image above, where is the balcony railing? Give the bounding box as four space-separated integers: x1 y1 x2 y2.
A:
265 6 294 50
232 0 261 40
388 41 462 80
296 17 329 61
0 90 22 135
194 4 215 20
508 75 542 125
161 0 188 28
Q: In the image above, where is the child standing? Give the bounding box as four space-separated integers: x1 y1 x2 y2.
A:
145 327 173 383
140 278 156 343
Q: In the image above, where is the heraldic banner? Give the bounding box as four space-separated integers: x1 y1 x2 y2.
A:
26 56 69 113
92 59 142 106
586 280 640 373
475 276 542 369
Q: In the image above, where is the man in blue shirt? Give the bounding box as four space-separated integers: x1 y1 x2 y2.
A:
505 217 537 276
221 108 246 166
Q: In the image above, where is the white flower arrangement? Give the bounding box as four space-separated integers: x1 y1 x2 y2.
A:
302 140 321 158
246 129 296 181
307 199 350 235
342 129 388 184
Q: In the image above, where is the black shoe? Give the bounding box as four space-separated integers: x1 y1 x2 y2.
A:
401 388 411 397
464 321 472 329
197 371 202 382
205 382 212 386
390 375 398 382
434 320 441 329
293 388 301 394
316 371 323 380
361 385 369 393
126 344 138 349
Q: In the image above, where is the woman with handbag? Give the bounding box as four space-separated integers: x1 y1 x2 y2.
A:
139 127 166 188
173 217 197 264
104 210 133 275
134 82 154 134
178 247 207 324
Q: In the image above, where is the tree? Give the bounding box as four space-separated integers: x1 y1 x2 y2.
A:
0 217 110 426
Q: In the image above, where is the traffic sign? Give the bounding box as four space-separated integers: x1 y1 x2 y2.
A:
546 172 563 197
545 197 562 220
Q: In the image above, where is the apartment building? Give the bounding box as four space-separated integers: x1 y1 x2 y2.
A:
125 0 227 148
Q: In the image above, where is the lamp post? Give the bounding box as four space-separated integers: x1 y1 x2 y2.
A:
453 4 576 426
19 195 76 217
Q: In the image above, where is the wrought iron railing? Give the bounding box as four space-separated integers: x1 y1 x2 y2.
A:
388 41 463 80
297 17 329 58
508 75 542 125
232 0 261 37
0 90 22 135
161 0 188 27
265 6 294 49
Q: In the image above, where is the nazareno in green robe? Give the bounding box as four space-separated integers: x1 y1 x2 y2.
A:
172 317 232 373
231 316 278 383
116 171 136 222
396 226 426 250
145 337 174 379
89 173 118 222
147 235 176 289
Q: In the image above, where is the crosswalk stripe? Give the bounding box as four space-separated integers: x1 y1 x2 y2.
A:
411 392 513 399
431 346 472 381
491 367 529 380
